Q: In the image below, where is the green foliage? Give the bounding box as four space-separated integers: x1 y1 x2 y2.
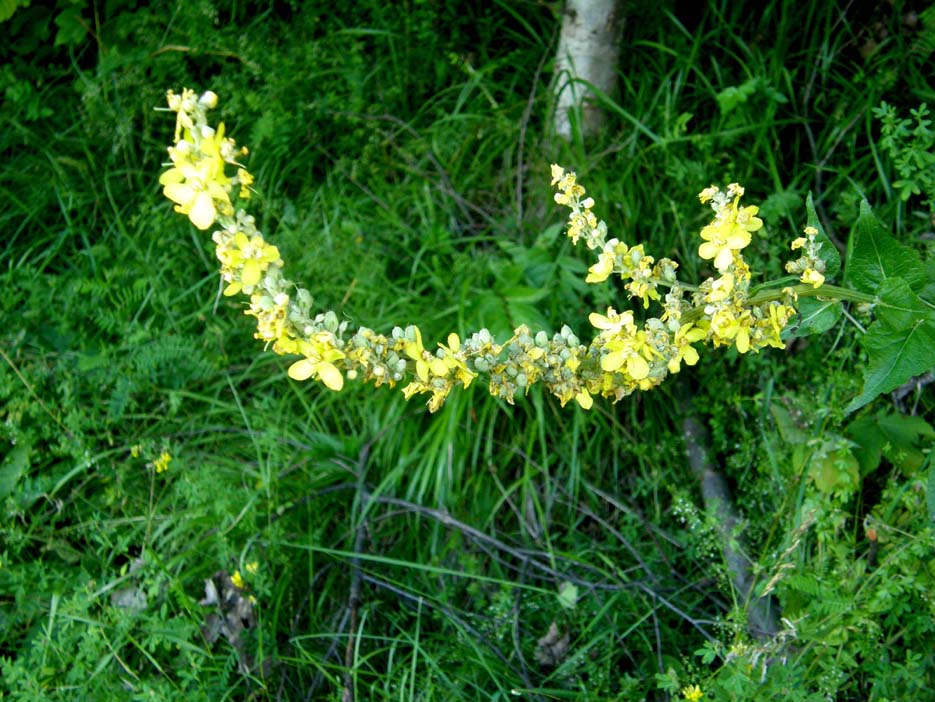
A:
3 1 935 700
845 202 935 412
874 102 935 213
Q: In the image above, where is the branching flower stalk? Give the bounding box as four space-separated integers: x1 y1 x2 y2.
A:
158 89 862 412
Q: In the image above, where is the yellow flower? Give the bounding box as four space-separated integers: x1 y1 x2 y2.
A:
159 124 234 230
216 232 282 296
668 323 705 373
245 561 259 575
550 163 565 185
681 684 704 701
231 571 245 589
697 185 762 272
800 267 825 288
153 452 172 473
574 389 593 409
286 333 346 391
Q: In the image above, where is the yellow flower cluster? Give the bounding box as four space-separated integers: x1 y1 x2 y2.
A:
160 90 815 413
159 89 253 231
681 683 704 701
786 225 827 288
153 451 172 474
554 171 798 359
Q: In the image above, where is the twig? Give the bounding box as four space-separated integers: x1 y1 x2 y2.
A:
681 399 780 640
365 493 627 590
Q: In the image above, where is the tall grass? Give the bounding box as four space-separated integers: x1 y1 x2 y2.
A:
2 1 934 700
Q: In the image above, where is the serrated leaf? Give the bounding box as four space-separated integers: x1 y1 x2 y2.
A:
795 297 842 336
805 192 840 279
845 200 925 293
846 279 935 413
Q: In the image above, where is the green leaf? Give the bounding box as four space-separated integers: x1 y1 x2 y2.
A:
847 410 935 475
795 297 842 336
845 200 926 293
805 192 840 279
846 279 935 413
769 403 808 445
845 414 886 475
927 453 935 522
0 444 30 500
716 79 760 115
810 445 859 494
53 7 87 47
0 0 29 23
557 581 578 610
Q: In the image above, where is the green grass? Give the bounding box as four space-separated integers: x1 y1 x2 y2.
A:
2 1 935 700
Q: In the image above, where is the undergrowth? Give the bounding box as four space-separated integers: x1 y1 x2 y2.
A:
2 1 934 700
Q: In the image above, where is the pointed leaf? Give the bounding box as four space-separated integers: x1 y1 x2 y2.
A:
845 200 925 293
795 297 842 336
846 279 935 412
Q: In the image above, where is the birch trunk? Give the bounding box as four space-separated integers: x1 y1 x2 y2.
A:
553 0 624 140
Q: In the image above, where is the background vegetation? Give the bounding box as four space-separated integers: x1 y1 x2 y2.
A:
2 1 935 700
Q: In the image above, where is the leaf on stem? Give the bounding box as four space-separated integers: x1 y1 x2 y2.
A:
845 201 925 293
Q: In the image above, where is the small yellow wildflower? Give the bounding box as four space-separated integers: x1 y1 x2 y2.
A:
697 184 762 272
153 452 172 473
231 571 245 589
800 267 825 288
681 684 704 701
284 333 346 391
237 168 254 198
245 561 259 575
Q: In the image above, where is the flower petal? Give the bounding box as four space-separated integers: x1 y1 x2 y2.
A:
317 362 344 391
288 359 315 381
189 192 217 230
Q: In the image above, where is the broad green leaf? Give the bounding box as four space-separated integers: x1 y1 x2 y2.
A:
845 200 926 293
845 414 886 475
811 446 859 494
846 279 935 412
795 297 842 336
805 192 840 278
848 411 935 475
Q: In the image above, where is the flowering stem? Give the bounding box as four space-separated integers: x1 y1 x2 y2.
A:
748 283 877 306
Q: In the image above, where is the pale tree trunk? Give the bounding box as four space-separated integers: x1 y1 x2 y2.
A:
552 0 624 140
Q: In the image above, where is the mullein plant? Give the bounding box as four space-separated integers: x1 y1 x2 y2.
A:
158 89 839 413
